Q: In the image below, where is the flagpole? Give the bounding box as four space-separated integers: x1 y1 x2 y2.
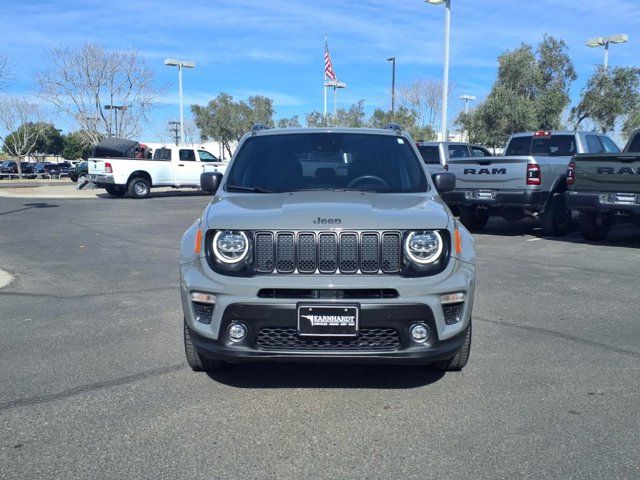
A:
323 34 327 120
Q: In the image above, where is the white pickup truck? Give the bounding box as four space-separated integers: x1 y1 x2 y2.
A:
88 145 228 198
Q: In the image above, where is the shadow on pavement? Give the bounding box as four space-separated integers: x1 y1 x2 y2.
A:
206 362 445 389
0 202 59 216
96 190 210 199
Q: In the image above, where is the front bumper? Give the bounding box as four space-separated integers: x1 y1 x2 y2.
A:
566 190 640 214
441 189 547 209
181 256 475 364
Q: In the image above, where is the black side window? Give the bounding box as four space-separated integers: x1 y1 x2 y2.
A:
417 146 440 164
153 148 172 161
470 146 491 157
505 136 531 156
586 135 604 154
601 137 620 153
448 145 470 158
627 134 640 153
179 149 196 161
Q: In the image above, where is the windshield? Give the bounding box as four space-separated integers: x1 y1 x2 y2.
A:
226 132 428 193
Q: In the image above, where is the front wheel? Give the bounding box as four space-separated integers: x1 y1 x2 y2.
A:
578 211 610 241
540 193 570 236
184 320 224 372
127 177 151 199
430 322 472 372
459 207 489 232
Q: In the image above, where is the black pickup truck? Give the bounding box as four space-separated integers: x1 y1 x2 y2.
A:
566 130 640 240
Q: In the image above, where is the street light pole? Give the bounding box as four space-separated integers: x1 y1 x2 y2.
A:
587 34 628 70
165 59 196 146
387 57 396 113
426 0 451 141
104 105 126 137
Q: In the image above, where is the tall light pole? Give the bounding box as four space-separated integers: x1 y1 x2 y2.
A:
387 57 396 113
104 105 127 137
459 94 475 142
164 58 196 146
426 0 451 141
459 94 476 114
586 34 628 69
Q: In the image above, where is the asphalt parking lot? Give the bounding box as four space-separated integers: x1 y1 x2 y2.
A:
1 193 639 479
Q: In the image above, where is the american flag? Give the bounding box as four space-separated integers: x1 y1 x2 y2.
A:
324 39 337 81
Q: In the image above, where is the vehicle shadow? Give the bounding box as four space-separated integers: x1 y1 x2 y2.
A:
206 362 445 389
0 202 59 216
96 190 211 199
472 216 639 248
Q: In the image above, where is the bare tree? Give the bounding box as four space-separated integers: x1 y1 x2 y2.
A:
0 54 12 90
35 42 161 145
0 98 47 178
398 78 456 129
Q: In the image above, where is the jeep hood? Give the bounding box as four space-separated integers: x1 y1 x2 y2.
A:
204 191 451 230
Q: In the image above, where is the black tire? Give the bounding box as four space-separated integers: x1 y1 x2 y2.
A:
540 192 570 236
430 322 472 372
127 177 151 199
105 185 127 197
578 211 610 241
459 207 489 232
183 320 224 372
70 175 77 182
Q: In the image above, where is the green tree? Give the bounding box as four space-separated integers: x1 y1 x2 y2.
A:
570 66 640 133
191 93 274 157
62 131 93 160
369 106 435 141
458 35 576 147
277 116 301 128
34 123 64 155
305 101 367 128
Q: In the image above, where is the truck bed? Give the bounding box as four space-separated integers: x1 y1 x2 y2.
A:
569 153 640 193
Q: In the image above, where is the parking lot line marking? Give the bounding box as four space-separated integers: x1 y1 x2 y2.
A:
526 237 542 241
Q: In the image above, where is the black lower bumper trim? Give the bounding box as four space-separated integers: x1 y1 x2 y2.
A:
441 189 547 208
189 303 467 365
566 191 640 214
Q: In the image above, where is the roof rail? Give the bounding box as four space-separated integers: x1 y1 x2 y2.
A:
382 123 403 133
251 123 271 134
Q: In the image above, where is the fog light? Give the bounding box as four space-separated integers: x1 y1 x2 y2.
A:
190 292 216 304
228 323 247 342
441 292 465 304
410 323 431 343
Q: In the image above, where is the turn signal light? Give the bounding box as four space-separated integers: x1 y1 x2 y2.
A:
194 229 203 254
454 228 462 254
105 162 113 173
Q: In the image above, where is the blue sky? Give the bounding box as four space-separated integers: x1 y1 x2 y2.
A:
1 0 640 139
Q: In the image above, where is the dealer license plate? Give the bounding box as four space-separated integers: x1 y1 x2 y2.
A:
297 305 359 337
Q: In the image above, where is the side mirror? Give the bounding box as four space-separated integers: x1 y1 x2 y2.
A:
432 172 456 193
201 172 223 194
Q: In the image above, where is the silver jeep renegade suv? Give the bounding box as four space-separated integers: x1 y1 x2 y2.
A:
180 126 476 372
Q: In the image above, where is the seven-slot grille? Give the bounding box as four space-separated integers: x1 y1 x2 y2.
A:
254 231 402 274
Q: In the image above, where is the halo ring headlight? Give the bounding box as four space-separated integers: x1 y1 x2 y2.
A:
405 230 443 265
212 230 249 264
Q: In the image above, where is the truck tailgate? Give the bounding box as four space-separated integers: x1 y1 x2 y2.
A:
572 154 640 193
447 156 532 190
88 158 108 175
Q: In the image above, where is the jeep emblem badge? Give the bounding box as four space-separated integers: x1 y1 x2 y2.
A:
313 217 342 225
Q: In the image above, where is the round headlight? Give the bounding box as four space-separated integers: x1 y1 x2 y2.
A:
405 230 443 264
213 230 249 264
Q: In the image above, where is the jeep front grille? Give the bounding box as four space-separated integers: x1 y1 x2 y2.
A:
256 327 400 351
253 231 402 274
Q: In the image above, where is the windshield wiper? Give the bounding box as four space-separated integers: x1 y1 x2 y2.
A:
225 185 276 193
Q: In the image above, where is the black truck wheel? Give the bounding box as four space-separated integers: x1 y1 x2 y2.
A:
459 207 489 232
127 177 151 199
431 322 472 372
578 211 610 241
541 193 570 236
183 320 224 372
